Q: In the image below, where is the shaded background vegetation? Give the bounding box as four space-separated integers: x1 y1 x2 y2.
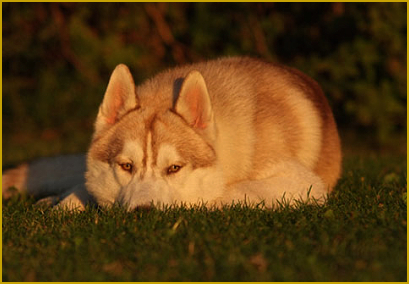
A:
2 2 407 165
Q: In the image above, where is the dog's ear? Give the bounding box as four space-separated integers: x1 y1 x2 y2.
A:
175 71 214 131
95 64 139 135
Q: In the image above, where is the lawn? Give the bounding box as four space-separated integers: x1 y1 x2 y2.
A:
2 154 407 281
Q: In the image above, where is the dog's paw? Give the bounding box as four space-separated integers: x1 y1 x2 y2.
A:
35 195 61 207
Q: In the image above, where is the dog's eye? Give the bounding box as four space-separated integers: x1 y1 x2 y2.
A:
167 164 182 175
120 163 133 172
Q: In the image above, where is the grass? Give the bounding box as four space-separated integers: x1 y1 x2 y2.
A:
2 154 407 281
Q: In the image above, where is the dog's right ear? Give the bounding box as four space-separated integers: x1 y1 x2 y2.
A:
94 64 139 136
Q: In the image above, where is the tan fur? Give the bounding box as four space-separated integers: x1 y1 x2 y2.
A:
3 57 342 209
283 65 342 188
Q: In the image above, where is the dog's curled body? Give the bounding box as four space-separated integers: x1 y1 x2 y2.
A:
2 57 341 210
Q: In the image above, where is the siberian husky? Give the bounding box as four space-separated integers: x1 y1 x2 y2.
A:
2 57 341 210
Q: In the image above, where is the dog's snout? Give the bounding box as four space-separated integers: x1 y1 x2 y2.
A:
117 179 172 210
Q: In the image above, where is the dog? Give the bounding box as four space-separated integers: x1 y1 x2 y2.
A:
2 57 342 210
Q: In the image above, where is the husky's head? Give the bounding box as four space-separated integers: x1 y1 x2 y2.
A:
85 64 223 209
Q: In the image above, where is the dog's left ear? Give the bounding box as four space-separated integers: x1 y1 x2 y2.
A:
95 64 139 136
175 71 214 132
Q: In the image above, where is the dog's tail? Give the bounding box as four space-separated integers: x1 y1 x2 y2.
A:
2 154 86 200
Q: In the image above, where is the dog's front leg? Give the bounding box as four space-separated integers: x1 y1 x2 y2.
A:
221 161 328 208
48 184 95 211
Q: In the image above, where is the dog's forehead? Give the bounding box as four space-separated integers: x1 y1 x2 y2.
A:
120 109 155 138
121 109 179 145
123 110 212 162
121 130 182 168
117 109 183 156
90 108 215 168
